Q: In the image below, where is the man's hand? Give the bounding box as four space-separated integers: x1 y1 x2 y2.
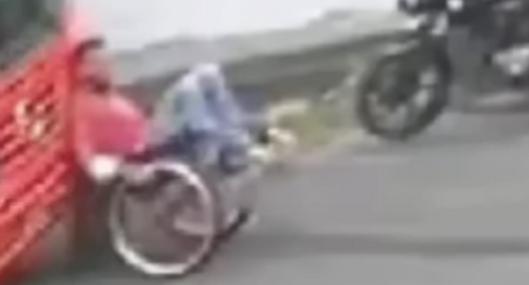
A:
86 155 122 182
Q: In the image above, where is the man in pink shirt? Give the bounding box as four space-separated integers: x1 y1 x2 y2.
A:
73 39 149 169
71 38 149 250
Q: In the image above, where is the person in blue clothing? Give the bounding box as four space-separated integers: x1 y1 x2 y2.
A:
150 63 251 173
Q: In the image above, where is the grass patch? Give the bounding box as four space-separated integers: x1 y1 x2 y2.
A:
278 100 350 149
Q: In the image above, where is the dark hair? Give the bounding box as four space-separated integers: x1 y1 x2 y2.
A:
73 37 112 92
74 37 105 60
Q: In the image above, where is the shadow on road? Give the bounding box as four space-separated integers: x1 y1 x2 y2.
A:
228 231 529 261
27 230 529 284
348 115 529 156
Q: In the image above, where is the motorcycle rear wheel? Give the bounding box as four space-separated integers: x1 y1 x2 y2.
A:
355 53 450 140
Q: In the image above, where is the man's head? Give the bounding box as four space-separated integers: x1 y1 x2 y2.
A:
75 38 113 93
193 63 225 98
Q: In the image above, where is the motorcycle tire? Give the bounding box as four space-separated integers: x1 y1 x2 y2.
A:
108 159 223 278
355 53 450 140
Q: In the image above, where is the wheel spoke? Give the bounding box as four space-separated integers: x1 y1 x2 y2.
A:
367 63 440 133
419 68 439 87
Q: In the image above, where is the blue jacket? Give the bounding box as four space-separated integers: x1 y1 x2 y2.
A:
150 64 248 148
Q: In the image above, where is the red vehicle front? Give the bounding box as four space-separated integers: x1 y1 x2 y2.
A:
0 0 100 281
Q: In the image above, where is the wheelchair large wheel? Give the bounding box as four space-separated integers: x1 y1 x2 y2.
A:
108 160 221 277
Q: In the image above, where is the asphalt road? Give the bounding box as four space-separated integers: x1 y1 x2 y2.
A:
28 111 529 285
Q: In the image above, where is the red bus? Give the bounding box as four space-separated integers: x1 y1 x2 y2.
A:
0 0 99 281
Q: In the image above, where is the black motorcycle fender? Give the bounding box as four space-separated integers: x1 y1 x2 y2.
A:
378 38 453 83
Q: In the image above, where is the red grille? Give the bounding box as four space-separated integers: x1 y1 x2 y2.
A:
0 41 76 272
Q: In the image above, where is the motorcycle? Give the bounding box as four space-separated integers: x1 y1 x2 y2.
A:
85 122 296 277
355 0 529 140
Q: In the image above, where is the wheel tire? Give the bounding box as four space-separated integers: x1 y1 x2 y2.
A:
108 160 222 278
355 54 450 141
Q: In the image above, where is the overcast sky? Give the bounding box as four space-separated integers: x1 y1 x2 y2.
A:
76 0 394 50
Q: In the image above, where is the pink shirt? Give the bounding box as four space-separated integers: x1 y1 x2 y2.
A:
75 91 148 165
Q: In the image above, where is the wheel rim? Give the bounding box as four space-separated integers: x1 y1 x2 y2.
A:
109 161 217 276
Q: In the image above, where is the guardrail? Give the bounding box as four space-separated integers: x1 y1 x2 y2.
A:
118 31 405 114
